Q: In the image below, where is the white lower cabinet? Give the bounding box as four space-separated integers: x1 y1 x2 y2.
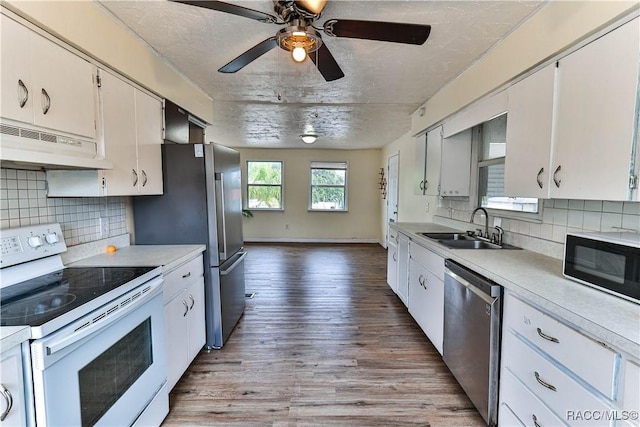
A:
396 234 410 306
499 292 638 427
0 344 29 427
407 241 445 355
387 229 398 293
163 254 206 390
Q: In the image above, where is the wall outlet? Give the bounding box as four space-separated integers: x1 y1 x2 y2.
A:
493 217 502 227
99 217 109 237
425 202 430 212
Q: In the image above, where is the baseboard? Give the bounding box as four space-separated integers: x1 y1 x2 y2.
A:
244 237 381 244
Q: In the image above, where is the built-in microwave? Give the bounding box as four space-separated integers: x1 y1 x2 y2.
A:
564 232 640 304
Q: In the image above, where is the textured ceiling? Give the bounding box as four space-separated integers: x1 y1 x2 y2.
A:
97 0 543 149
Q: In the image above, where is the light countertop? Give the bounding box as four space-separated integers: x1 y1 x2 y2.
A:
391 222 640 357
69 244 206 274
0 326 31 353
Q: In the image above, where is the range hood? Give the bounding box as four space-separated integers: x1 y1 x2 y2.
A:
0 122 113 170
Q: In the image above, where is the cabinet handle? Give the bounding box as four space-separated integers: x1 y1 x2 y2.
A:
534 371 557 392
536 167 544 189
182 300 189 317
532 414 541 427
188 294 195 310
141 170 148 187
392 253 397 262
182 272 191 279
132 169 138 187
18 79 28 108
553 165 561 188
424 180 429 190
0 384 13 422
536 327 559 343
41 88 51 115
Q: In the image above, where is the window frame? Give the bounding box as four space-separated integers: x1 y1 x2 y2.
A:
245 160 284 211
308 161 349 212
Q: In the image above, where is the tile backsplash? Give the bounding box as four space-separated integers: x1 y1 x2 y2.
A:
0 168 127 246
436 198 640 259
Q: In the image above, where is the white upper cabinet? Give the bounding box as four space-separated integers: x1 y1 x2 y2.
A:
440 129 472 197
46 71 163 197
551 16 639 201
414 126 443 195
504 64 555 199
0 13 97 139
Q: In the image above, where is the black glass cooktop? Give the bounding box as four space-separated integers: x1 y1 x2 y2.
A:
0 266 156 328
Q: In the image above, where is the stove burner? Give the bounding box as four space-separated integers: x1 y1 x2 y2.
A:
1 292 77 321
64 268 137 288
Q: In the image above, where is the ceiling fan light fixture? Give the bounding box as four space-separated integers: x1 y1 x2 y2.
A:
277 25 322 63
300 134 318 144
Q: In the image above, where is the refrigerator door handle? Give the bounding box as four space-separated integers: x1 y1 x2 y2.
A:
220 251 247 276
215 172 228 260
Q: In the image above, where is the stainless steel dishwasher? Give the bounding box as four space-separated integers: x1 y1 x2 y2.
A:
443 259 502 426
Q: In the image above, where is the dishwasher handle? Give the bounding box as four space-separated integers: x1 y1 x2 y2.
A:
444 259 502 298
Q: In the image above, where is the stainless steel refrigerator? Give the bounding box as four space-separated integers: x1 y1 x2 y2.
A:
133 143 246 349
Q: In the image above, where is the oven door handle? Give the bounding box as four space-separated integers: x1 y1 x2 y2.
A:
45 277 163 356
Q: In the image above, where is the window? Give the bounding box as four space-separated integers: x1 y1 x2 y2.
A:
309 161 348 211
247 161 283 209
478 114 538 213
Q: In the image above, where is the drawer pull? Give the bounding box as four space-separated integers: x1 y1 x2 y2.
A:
536 327 560 343
182 272 191 279
188 294 195 310
532 414 540 427
534 371 557 392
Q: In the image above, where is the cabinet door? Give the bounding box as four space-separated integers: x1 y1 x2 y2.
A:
505 64 555 198
396 234 410 307
0 14 33 125
552 17 639 200
186 278 206 363
164 293 189 390
440 129 472 197
408 260 444 355
134 90 163 195
101 71 138 195
0 345 27 427
30 30 97 139
387 243 398 293
424 126 442 196
413 133 427 195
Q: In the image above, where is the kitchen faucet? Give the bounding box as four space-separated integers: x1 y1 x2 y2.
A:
470 207 489 239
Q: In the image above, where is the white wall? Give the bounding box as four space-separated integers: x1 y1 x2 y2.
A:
3 1 214 122
237 148 382 243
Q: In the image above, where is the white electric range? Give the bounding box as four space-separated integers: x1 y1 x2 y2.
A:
0 223 168 427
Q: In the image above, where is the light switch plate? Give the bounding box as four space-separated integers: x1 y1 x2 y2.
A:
493 217 502 227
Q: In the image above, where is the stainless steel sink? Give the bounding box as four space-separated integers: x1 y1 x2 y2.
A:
419 232 521 250
419 232 475 240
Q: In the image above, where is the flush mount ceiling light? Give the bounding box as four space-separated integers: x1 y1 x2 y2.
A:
300 133 318 144
277 23 322 63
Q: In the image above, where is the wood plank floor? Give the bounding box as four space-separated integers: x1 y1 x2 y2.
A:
162 243 485 427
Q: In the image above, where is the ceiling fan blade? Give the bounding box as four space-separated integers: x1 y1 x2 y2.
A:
218 37 278 73
324 19 431 45
170 0 280 23
309 43 345 82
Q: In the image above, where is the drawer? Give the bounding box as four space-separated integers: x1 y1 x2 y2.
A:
500 368 567 427
498 402 525 427
622 359 639 413
409 241 444 279
504 293 618 398
163 255 204 302
389 228 398 244
502 331 613 426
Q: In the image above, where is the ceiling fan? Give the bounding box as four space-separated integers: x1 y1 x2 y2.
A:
171 0 431 81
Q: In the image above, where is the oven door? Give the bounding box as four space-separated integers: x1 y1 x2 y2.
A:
30 278 167 427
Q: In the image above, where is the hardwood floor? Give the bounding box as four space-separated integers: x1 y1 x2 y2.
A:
162 243 485 427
